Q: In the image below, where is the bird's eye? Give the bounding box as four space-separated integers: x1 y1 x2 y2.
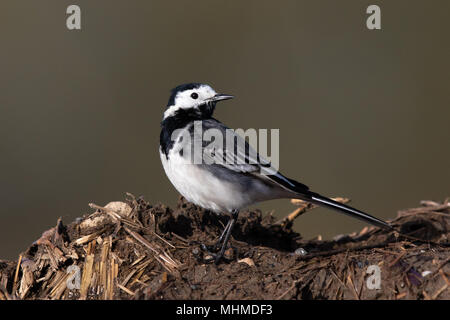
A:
191 92 198 99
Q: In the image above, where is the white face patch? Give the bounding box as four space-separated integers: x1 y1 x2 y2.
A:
163 85 217 119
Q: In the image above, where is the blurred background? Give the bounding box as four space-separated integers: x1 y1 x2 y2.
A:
1 1 449 259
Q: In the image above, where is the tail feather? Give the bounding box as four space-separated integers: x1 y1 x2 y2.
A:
305 191 392 230
267 172 392 230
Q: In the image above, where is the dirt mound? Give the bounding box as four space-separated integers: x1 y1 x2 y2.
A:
0 195 448 300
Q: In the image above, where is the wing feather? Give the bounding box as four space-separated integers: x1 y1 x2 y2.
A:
189 119 310 194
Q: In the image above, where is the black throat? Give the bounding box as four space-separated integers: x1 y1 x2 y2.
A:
160 104 214 158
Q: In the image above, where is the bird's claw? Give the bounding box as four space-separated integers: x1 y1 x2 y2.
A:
199 242 236 264
200 243 217 254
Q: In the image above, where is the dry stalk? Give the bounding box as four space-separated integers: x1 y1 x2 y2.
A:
275 197 350 226
123 226 181 274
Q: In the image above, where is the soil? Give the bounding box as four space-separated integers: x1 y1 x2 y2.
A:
0 195 448 300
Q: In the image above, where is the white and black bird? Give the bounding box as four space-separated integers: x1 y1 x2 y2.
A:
160 83 391 263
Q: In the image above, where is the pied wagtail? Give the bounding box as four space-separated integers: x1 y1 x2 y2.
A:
160 83 392 263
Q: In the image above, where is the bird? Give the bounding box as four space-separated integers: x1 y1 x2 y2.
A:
159 83 392 263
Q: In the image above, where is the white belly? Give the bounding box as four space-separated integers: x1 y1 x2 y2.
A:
160 148 258 213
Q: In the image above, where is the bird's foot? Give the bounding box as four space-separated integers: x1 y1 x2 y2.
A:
200 242 219 254
198 211 239 264
198 242 236 264
199 242 224 263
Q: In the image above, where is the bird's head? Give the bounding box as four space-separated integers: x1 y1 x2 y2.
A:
163 83 233 120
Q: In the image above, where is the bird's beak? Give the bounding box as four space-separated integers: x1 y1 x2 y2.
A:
211 94 234 102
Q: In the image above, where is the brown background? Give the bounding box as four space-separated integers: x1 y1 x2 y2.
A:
1 1 449 259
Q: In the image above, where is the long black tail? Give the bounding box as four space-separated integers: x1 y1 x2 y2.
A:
305 191 392 230
268 172 392 230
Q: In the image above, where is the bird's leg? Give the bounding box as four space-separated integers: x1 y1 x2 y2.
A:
199 210 239 263
200 214 232 253
213 218 233 250
214 210 239 264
